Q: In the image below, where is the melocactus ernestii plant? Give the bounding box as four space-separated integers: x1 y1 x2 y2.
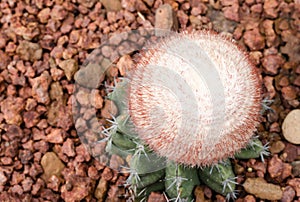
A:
102 31 269 201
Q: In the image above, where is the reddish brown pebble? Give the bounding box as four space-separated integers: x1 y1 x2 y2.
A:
282 186 296 202
268 155 292 181
61 175 94 202
281 86 297 101
47 175 62 192
288 178 300 197
62 138 76 157
21 177 33 192
262 54 284 75
101 167 113 181
23 111 40 128
101 100 118 119
243 195 256 202
148 192 167 202
46 128 64 144
263 0 279 19
31 71 52 104
269 140 285 154
243 28 265 51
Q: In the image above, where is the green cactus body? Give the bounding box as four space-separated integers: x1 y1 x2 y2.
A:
130 149 166 175
165 162 200 200
135 181 165 202
198 160 236 197
131 169 165 189
234 139 265 159
107 79 129 114
116 113 138 137
111 130 137 150
105 139 133 159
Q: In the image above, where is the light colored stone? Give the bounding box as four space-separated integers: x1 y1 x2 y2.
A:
101 0 122 11
94 178 108 201
243 178 283 200
155 4 178 36
58 59 78 81
16 41 42 62
282 109 300 144
41 152 65 182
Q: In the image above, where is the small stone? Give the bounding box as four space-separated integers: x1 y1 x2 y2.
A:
243 28 265 51
0 97 24 125
101 167 113 181
38 8 51 23
148 192 167 202
47 100 73 130
177 10 189 29
21 177 33 192
292 161 300 177
23 111 40 128
61 175 94 202
31 71 52 104
288 178 300 196
263 0 279 18
282 186 296 202
283 143 299 162
94 178 108 201
47 175 62 192
155 4 178 36
75 144 91 162
6 124 23 141
41 152 65 182
62 138 76 157
75 90 90 106
194 186 210 202
222 4 239 22
90 89 103 109
58 59 78 81
268 155 292 181
51 5 67 21
243 195 256 202
11 171 25 185
31 178 44 195
281 86 297 101
74 63 106 88
0 50 11 69
243 178 283 200
269 140 285 154
19 150 33 164
87 166 99 179
11 184 23 195
116 55 134 76
262 54 284 75
282 109 300 144
101 0 122 11
0 171 7 186
16 41 43 62
101 100 118 119
263 76 276 99
46 128 64 144
50 82 63 101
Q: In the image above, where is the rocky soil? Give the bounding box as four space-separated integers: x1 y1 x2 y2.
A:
0 0 299 201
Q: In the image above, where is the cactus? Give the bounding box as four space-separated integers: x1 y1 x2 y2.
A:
102 31 269 201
